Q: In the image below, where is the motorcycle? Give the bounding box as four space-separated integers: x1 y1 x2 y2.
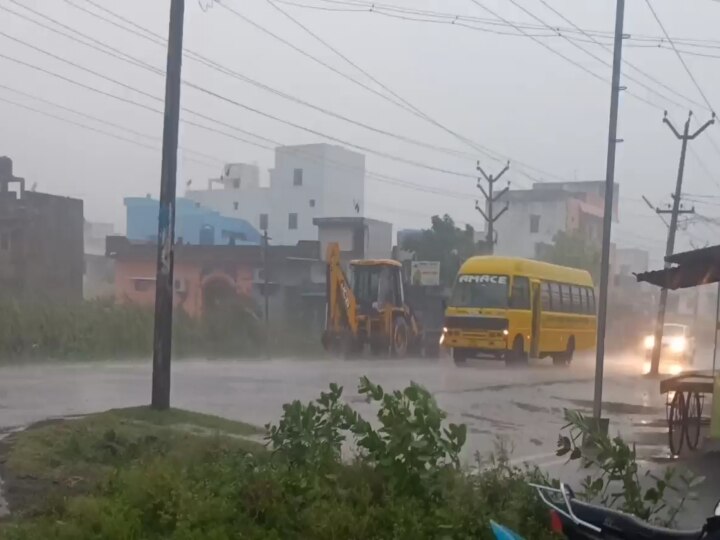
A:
491 482 720 539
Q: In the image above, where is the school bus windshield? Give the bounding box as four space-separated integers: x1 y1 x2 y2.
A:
449 274 508 309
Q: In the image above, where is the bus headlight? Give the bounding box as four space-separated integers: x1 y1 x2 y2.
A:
643 335 655 350
502 329 509 336
670 337 686 353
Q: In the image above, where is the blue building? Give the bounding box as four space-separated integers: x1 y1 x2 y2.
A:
125 197 261 246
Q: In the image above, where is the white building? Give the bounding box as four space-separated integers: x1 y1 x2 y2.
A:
186 144 365 246
492 181 618 259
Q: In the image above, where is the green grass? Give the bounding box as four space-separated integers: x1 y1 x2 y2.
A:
0 407 265 518
108 406 264 437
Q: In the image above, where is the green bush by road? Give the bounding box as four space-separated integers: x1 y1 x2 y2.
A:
0 378 699 539
0 299 321 361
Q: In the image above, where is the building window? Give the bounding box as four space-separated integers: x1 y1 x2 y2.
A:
288 213 298 230
133 278 154 292
293 168 303 186
233 179 240 189
259 213 268 230
233 201 239 210
530 214 540 233
309 199 315 208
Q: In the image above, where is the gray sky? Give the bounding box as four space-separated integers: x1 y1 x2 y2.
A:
1 0 720 266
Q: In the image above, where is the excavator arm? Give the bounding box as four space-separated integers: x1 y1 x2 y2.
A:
323 242 358 349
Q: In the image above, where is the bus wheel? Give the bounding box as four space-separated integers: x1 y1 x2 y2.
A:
506 336 527 367
453 348 468 366
553 337 575 367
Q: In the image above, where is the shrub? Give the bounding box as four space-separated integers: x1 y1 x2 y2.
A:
4 378 556 539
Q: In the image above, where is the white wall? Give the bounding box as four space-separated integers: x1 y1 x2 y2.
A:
186 144 366 246
365 220 393 260
494 199 567 258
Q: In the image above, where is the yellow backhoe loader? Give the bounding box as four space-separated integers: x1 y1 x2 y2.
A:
321 242 429 358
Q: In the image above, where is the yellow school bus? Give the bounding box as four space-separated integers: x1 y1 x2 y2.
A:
440 256 596 366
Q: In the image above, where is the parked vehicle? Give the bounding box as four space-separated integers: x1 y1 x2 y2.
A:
528 482 720 539
441 256 597 366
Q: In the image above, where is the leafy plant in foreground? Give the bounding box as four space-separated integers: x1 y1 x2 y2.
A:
557 408 702 526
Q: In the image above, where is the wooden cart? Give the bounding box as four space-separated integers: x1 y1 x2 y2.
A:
660 371 715 455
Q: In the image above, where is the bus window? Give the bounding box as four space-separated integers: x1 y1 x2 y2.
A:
541 282 552 311
550 282 562 311
571 286 583 314
588 288 597 314
560 283 572 312
450 274 509 308
510 276 530 309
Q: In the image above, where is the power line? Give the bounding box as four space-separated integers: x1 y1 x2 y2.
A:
54 0 565 185
0 29 477 180
2 2 494 163
275 0 720 49
2 41 483 203
643 0 720 162
214 0 566 182
534 0 708 113
643 0 715 115
0 83 225 164
0 94 219 169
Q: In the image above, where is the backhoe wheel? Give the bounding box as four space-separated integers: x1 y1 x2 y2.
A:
391 317 409 357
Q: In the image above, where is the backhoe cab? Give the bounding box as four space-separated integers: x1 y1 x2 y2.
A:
322 242 421 357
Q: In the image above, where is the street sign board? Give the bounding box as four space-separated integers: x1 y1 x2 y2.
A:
411 261 440 286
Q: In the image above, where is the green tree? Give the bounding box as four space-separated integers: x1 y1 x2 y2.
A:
402 214 479 286
537 230 601 280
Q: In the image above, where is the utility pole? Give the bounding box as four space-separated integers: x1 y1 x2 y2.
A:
151 0 185 411
262 229 270 359
593 0 625 423
475 160 510 254
649 111 715 377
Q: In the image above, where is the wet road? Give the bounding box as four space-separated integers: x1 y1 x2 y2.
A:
0 350 678 462
0 349 716 525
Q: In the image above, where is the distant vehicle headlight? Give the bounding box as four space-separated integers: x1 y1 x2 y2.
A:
670 337 687 353
643 335 655 350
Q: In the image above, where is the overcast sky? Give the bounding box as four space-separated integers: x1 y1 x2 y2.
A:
1 0 720 266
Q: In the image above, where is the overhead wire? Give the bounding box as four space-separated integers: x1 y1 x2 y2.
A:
0 25 477 180
57 0 568 185
643 0 720 162
215 0 566 183
534 0 708 113
275 0 720 49
0 2 477 162
0 94 219 169
0 46 478 200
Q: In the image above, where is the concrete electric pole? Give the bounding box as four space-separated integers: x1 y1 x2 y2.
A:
648 111 715 376
151 0 185 411
650 111 715 375
475 160 510 255
593 0 625 423
262 229 270 359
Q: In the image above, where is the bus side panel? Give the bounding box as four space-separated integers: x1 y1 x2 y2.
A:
575 315 598 351
508 308 532 353
539 312 567 354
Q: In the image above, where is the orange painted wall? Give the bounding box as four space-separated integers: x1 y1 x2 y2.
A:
114 259 254 318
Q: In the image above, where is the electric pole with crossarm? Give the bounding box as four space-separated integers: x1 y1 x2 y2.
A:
475 160 510 255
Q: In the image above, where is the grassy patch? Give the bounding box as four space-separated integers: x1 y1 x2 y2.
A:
108 406 264 437
0 407 264 518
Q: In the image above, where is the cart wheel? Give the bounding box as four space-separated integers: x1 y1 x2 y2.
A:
668 391 686 456
685 391 702 451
